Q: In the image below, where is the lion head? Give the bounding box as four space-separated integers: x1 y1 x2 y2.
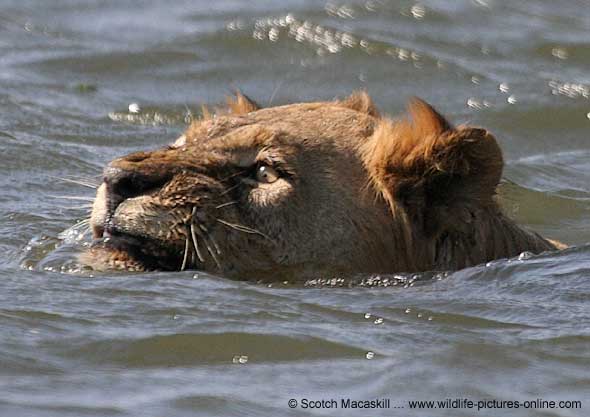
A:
84 92 557 280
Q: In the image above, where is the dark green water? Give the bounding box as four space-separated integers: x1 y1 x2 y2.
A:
1 1 590 416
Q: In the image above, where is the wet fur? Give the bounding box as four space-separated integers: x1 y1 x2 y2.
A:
84 92 561 280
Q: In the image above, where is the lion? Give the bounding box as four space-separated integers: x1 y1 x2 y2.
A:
83 92 564 280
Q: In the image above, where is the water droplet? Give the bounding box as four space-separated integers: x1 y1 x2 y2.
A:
410 4 426 19
268 27 279 42
366 351 375 360
232 355 248 364
467 98 483 109
336 5 355 19
340 33 356 48
365 1 378 11
398 48 410 61
128 103 141 114
551 47 568 60
518 251 533 261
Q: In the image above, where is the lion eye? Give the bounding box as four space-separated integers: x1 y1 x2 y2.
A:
256 165 279 183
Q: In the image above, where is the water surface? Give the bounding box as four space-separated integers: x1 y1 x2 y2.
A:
1 1 590 416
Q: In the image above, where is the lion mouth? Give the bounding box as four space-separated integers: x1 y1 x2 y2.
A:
90 228 183 271
88 181 186 272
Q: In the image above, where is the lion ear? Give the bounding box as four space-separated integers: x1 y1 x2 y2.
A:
363 98 503 237
405 97 453 136
226 91 260 115
338 91 380 117
199 91 260 121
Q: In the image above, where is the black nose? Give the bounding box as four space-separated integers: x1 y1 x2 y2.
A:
103 162 170 212
103 166 150 200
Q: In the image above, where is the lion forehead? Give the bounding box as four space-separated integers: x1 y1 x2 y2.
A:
184 102 377 149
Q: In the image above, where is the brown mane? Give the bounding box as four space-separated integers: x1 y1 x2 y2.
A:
362 97 554 270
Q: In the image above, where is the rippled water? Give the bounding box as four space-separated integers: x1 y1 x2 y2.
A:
1 1 590 416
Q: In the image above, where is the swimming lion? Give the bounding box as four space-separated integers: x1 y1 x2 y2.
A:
84 92 562 280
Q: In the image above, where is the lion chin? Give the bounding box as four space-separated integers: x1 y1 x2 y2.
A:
81 91 563 281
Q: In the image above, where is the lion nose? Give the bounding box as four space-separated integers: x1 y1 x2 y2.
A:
103 157 170 204
103 166 151 201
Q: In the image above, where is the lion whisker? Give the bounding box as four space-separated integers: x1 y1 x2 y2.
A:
50 176 99 189
62 173 102 182
190 207 206 263
190 222 206 263
219 183 242 196
219 169 249 182
199 224 221 254
55 204 93 210
198 229 221 270
208 235 223 258
48 195 95 201
191 216 221 269
215 201 238 209
180 234 190 271
268 78 285 106
216 218 273 241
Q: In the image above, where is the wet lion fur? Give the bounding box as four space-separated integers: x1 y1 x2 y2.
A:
87 91 561 278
